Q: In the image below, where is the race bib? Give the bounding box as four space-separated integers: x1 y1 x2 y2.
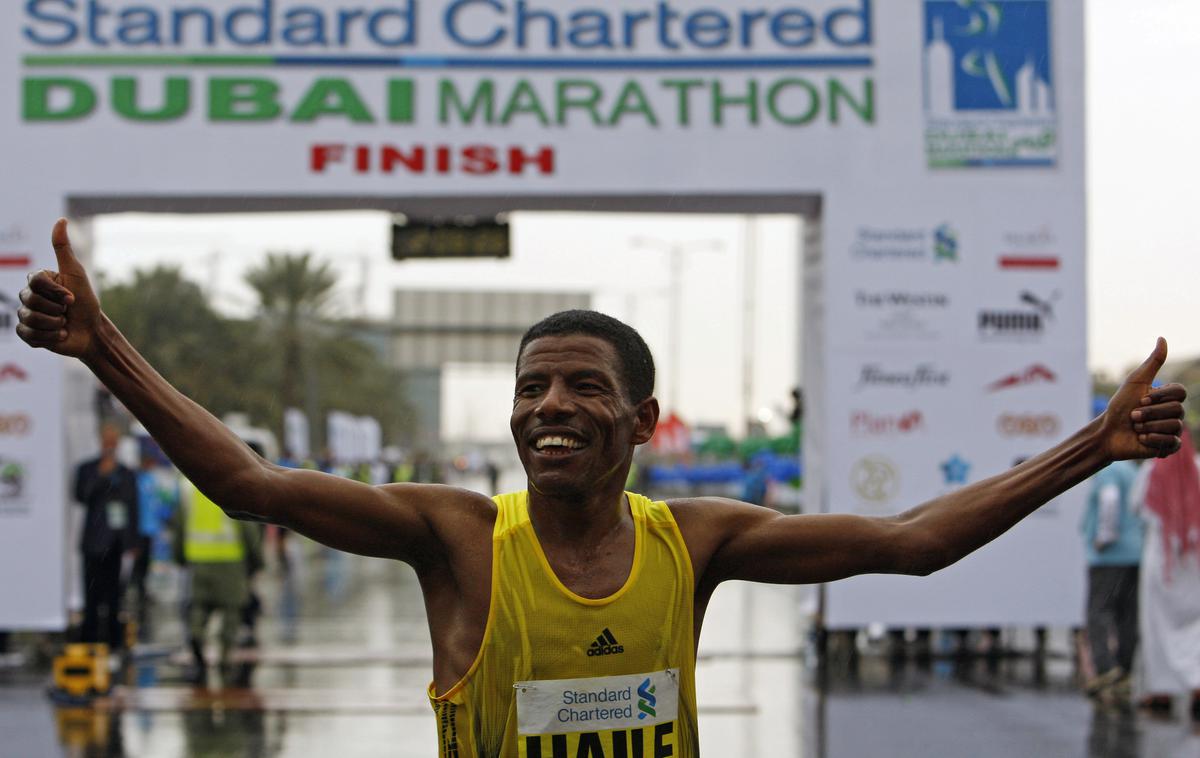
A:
105 501 128 530
516 669 678 758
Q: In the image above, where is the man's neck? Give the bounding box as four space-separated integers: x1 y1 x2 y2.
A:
526 483 631 545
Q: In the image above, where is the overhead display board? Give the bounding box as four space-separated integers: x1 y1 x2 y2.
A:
1 0 1085 628
391 217 511 259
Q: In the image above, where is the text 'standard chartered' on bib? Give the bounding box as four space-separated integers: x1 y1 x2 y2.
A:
515 669 679 757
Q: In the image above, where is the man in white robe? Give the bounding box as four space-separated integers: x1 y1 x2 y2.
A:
1132 429 1200 719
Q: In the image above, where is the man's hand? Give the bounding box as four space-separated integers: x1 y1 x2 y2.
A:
16 219 102 360
1099 338 1186 461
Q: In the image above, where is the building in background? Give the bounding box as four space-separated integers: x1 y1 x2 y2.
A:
358 290 590 451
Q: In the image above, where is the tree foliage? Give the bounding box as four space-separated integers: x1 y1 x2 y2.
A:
245 252 339 416
245 252 338 319
101 261 413 452
310 326 416 446
101 265 266 419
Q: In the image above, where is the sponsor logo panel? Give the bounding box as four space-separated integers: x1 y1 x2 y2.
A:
986 364 1056 392
0 226 41 520
978 291 1057 341
850 224 959 263
850 455 899 506
0 458 30 514
0 414 31 436
850 410 925 436
856 363 950 391
0 225 31 269
855 291 949 309
923 0 1057 168
998 225 1060 270
997 413 1060 437
940 454 970 485
863 309 940 340
854 289 950 341
0 255 31 269
0 364 30 384
0 293 17 337
999 255 1059 271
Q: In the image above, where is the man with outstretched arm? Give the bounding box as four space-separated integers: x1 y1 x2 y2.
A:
18 219 1186 757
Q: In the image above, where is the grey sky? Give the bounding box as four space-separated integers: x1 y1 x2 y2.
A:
1087 1 1200 378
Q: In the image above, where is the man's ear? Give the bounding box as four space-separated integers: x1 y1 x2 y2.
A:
632 396 660 446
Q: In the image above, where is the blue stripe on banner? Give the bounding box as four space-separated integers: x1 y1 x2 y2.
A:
271 55 875 70
963 159 1057 168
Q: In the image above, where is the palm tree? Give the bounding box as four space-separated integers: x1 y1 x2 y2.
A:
245 253 339 450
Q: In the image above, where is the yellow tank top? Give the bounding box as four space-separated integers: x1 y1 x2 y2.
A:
428 491 699 758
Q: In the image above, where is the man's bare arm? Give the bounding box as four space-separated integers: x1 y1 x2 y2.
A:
17 219 486 567
677 340 1185 588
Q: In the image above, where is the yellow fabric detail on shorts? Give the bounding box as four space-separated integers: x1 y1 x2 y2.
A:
428 491 699 758
183 483 244 564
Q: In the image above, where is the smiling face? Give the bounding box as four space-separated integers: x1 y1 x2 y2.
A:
511 334 658 500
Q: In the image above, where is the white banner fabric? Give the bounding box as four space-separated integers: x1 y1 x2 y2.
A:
1 0 1086 628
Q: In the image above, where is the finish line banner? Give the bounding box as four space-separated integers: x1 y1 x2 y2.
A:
1 0 1085 629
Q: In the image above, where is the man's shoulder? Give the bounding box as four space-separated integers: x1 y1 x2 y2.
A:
662 495 765 529
380 482 498 526
664 494 756 511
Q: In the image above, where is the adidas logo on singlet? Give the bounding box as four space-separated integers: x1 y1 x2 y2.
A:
586 628 624 657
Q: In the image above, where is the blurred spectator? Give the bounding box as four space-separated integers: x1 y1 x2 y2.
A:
239 443 269 649
176 478 262 687
73 422 139 650
485 460 501 494
276 448 301 470
411 451 444 484
1131 426 1200 718
740 457 770 507
132 438 178 637
1080 458 1142 699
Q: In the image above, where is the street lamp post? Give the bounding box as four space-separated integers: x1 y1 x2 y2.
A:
742 216 758 438
630 235 724 416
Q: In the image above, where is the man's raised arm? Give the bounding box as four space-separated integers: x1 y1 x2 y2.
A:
17 219 485 568
677 339 1186 589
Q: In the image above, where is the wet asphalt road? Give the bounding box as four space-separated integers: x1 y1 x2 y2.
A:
2 547 1198 757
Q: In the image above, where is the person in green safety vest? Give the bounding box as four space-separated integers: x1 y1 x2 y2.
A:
175 478 262 688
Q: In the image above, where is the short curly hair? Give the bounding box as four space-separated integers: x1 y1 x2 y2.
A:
517 310 656 402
